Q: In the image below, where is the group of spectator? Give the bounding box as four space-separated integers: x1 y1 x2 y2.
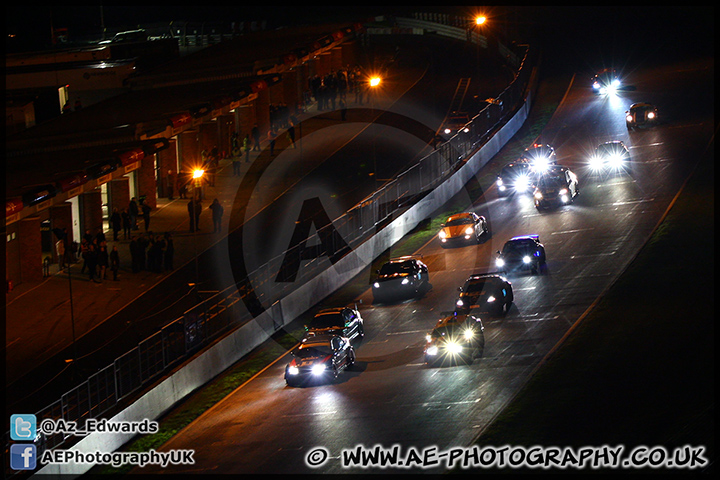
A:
129 232 175 274
77 229 119 282
308 65 366 111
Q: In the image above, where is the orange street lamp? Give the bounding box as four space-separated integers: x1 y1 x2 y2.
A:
369 76 381 87
475 16 487 26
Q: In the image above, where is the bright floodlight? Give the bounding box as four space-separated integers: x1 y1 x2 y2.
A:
193 169 204 179
475 16 487 25
369 76 381 87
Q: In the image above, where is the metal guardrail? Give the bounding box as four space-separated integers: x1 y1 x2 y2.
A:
4 19 536 477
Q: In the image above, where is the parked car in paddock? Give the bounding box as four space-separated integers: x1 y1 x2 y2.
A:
424 313 485 366
438 212 488 246
372 256 429 303
285 334 356 387
454 273 513 316
495 235 547 275
496 161 536 196
588 141 632 174
591 68 621 95
304 306 364 342
533 165 579 209
626 103 658 129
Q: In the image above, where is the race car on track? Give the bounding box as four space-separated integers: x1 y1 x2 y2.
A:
372 256 429 303
304 306 364 342
424 313 485 366
438 212 488 246
495 235 547 275
496 161 536 196
626 103 658 129
533 165 579 209
519 143 557 173
591 68 621 95
285 334 356 387
588 141 632 174
454 273 513 316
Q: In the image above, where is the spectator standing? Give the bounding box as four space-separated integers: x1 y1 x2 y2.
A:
110 246 120 281
137 234 148 271
251 124 261 151
244 134 251 163
287 121 296 148
209 198 224 233
268 128 277 156
97 244 109 281
194 198 203 230
130 236 140 273
79 238 89 273
111 208 122 241
141 200 152 232
187 199 197 232
55 237 66 269
121 209 131 239
163 232 175 271
86 242 98 281
232 143 241 175
129 197 139 230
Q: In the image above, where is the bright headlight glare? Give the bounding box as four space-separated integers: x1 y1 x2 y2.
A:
426 334 432 343
496 178 503 186
559 188 568 195
426 345 438 356
534 191 543 200
487 295 496 303
439 230 447 239
465 227 474 235
463 329 474 339
647 112 655 119
287 365 299 375
609 154 624 167
496 258 505 267
373 282 380 288
311 364 327 376
626 114 633 122
456 299 464 307
612 78 621 87
401 278 410 285
523 256 531 264
447 342 463 354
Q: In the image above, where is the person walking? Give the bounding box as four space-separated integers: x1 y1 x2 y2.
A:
86 242 98 281
129 197 139 230
79 238 89 273
110 246 120 281
121 209 131 240
55 236 66 269
209 198 224 233
163 232 175 271
251 124 261 151
268 128 277 156
141 200 152 232
232 143 241 175
111 208 122 241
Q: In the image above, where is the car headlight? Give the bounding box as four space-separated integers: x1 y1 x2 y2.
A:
311 364 327 376
444 128 452 135
534 191 543 200
523 255 531 264
439 230 447 239
426 345 439 356
496 258 505 268
558 188 568 195
608 153 624 168
465 227 474 235
463 329 474 340
612 78 621 87
589 154 605 170
287 365 299 375
373 282 380 288
487 295 496 303
647 111 655 119
456 299 464 307
401 278 410 285
593 81 600 90
515 176 530 191
426 334 432 343
446 342 463 354
626 114 634 122
496 178 503 186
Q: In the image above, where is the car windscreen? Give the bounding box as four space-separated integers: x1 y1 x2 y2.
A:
464 280 488 293
503 240 535 255
294 344 332 358
379 262 412 275
445 217 474 226
430 326 464 340
309 314 344 328
537 175 565 189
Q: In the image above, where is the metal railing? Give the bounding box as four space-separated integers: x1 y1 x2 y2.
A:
4 21 536 477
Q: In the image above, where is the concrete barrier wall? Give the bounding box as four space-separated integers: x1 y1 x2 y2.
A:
34 67 536 478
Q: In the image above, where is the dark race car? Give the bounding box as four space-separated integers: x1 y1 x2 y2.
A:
588 141 632 175
591 68 621 95
285 334 356 387
496 161 536 196
424 313 485 366
626 103 658 130
495 235 547 275
519 143 557 174
304 306 364 342
454 273 513 316
372 256 429 303
438 212 488 246
533 165 579 209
